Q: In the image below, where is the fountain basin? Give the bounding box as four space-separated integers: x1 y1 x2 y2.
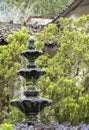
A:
11 97 52 116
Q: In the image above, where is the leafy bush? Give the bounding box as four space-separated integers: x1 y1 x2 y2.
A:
36 15 89 125
0 26 29 123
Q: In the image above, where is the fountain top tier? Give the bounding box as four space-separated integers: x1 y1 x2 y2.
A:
21 39 42 61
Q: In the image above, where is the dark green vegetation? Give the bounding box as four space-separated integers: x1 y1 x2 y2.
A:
0 0 73 23
1 15 89 125
5 0 73 17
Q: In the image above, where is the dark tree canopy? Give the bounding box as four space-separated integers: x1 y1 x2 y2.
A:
0 0 73 23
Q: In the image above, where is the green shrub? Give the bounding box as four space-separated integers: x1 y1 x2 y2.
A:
0 123 13 130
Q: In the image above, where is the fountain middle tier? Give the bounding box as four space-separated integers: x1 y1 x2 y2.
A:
18 68 46 80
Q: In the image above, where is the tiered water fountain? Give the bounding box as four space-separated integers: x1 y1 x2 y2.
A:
10 39 52 129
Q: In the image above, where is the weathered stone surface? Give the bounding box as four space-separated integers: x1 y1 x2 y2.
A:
13 123 89 130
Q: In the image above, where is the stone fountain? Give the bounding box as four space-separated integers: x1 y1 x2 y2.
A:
10 39 52 129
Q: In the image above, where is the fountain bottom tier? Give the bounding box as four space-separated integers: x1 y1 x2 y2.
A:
11 87 52 125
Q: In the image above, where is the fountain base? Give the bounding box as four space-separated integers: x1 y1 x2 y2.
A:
13 123 56 130
23 115 41 125
13 123 89 130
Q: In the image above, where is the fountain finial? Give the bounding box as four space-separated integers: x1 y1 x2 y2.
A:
28 39 35 50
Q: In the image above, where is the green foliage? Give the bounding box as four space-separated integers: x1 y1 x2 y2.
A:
36 15 89 125
0 123 13 130
35 24 58 50
5 0 73 17
3 107 24 124
1 15 89 125
0 26 29 123
0 0 73 23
